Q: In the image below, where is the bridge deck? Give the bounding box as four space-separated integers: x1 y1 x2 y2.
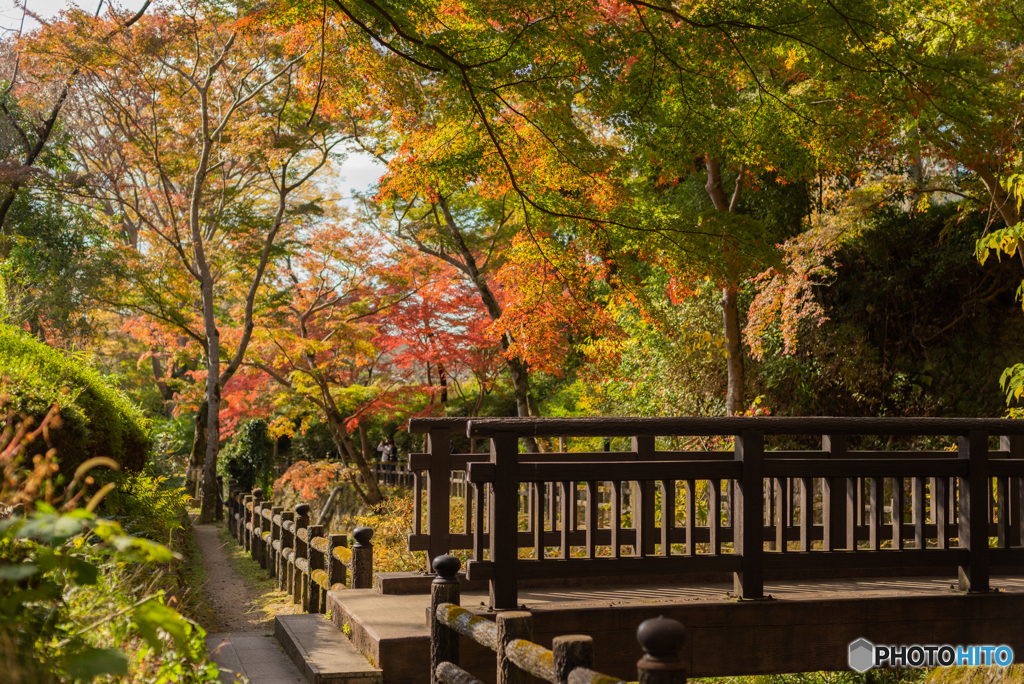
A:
328 573 1024 684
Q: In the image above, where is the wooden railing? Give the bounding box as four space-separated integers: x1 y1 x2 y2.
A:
408 416 1024 609
428 555 686 684
225 482 375 614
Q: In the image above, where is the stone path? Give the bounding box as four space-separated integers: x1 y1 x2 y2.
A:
195 522 310 683
205 633 306 684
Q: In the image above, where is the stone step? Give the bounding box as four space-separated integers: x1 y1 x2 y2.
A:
275 614 383 684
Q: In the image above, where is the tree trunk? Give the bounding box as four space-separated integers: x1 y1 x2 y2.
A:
435 198 540 450
187 400 208 499
976 165 1024 270
721 285 745 415
705 158 747 415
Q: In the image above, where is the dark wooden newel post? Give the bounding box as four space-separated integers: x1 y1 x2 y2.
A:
328 534 348 589
428 427 453 570
490 431 520 610
294 503 311 603
351 526 375 589
733 430 764 599
958 430 990 592
636 616 687 684
430 555 461 684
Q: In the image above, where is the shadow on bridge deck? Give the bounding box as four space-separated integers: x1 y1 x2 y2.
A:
327 573 1024 684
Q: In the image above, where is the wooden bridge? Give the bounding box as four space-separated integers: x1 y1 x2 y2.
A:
221 416 1024 683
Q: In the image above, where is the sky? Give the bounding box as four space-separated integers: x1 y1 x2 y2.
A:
1 0 387 198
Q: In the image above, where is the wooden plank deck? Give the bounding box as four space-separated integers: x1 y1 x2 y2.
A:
328 574 1024 684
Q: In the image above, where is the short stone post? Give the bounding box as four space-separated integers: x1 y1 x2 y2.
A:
293 503 311 604
306 524 325 613
279 511 295 592
327 534 348 589
351 526 374 589
553 635 594 684
431 555 461 684
636 616 687 684
497 611 533 684
269 506 283 578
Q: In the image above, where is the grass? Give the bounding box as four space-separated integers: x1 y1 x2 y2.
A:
216 525 303 623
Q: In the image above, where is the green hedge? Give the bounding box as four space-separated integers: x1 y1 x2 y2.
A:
0 324 150 473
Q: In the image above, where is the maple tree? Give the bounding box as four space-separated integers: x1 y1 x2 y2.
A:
24 0 340 520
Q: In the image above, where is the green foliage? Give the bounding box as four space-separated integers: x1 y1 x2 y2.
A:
0 324 151 473
219 418 274 492
0 508 219 683
754 203 1024 419
98 473 192 542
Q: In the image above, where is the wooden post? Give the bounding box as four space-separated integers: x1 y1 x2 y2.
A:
733 430 764 599
306 524 325 613
279 511 295 592
293 503 311 604
253 490 266 558
428 427 453 571
227 480 238 535
431 555 461 684
351 526 374 589
216 475 224 522
497 611 533 684
269 506 283 578
636 616 687 684
822 435 847 550
632 435 657 556
490 432 520 610
328 534 348 589
242 494 254 550
958 430 990 592
553 635 594 684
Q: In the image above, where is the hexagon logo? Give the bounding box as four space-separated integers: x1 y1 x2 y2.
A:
849 639 875 673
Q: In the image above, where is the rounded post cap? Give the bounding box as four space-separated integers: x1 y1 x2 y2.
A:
352 526 374 548
295 503 311 517
637 616 686 662
253 488 264 499
432 555 461 584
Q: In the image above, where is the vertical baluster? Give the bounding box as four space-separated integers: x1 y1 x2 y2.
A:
533 482 545 560
935 476 949 549
473 482 486 561
684 479 695 556
636 480 652 558
612 480 623 558
846 478 856 551
892 477 904 551
586 481 599 559
660 480 676 557
775 478 787 553
708 479 720 555
560 481 571 559
868 478 882 551
913 477 925 549
799 477 811 551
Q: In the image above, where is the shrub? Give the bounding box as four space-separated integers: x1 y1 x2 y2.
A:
219 418 274 493
0 324 150 473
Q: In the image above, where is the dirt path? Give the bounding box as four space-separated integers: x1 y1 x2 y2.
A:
193 522 272 632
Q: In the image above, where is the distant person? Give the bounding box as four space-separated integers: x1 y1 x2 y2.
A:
385 437 397 484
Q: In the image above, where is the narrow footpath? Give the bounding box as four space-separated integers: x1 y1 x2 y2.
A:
194 521 306 684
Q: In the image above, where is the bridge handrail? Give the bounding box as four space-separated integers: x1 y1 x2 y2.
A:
428 556 683 684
